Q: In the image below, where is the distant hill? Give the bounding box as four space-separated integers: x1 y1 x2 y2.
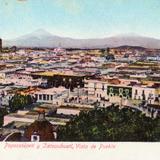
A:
3 29 160 49
113 45 148 50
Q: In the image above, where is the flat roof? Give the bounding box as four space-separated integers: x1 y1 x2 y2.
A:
34 87 67 94
32 71 85 77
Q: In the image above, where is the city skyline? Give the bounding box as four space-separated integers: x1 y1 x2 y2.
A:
0 0 160 39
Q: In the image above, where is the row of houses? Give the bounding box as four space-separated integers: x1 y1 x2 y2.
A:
84 79 160 104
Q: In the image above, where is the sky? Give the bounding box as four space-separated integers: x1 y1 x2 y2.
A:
0 0 160 39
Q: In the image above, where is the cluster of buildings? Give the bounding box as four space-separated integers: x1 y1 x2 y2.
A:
0 39 160 141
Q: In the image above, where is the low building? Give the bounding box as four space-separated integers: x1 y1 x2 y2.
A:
57 104 94 116
3 109 68 127
33 87 68 105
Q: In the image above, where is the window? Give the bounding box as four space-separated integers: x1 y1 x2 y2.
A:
135 89 137 95
33 136 38 141
43 94 46 100
39 94 42 100
47 95 49 100
51 95 53 100
142 90 145 95
94 83 97 91
102 84 105 91
35 94 38 100
142 90 145 100
31 135 40 142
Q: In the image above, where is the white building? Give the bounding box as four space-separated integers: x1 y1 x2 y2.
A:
33 87 68 105
85 79 157 105
57 108 80 116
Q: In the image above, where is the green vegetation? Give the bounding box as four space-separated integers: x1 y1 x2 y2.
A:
0 111 4 127
9 94 34 112
100 48 112 58
57 106 160 141
0 108 8 127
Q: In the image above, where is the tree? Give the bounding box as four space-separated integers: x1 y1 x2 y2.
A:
9 94 34 112
57 106 160 141
0 110 4 127
0 108 8 127
106 54 115 61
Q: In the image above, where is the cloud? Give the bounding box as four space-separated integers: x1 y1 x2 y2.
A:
55 0 83 14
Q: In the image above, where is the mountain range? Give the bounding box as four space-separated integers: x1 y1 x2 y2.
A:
3 29 160 49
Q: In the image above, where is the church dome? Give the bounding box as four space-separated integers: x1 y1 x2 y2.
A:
24 110 55 141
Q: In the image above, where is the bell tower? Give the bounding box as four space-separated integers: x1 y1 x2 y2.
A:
38 109 46 121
